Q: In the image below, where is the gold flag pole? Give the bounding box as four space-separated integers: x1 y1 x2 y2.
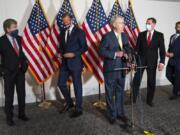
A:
93 0 106 110
115 0 119 16
35 0 51 109
93 83 106 110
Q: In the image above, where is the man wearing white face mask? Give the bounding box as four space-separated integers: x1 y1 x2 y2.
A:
132 17 166 107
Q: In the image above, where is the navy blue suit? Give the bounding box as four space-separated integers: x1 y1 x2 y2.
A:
99 31 129 119
58 26 87 112
166 34 180 95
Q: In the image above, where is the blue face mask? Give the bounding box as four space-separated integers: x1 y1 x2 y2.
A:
65 24 71 29
10 29 19 38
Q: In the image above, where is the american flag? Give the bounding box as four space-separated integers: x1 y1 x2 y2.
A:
21 0 55 84
124 1 140 48
108 0 124 21
82 0 111 84
45 0 77 69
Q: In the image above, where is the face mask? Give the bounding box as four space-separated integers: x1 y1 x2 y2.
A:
176 30 180 34
65 24 71 29
10 29 19 38
146 24 152 31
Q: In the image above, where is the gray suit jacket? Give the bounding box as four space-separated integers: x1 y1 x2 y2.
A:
99 31 130 74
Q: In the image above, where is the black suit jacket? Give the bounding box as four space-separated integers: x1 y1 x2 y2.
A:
167 34 180 68
59 26 88 71
135 30 166 68
0 35 28 76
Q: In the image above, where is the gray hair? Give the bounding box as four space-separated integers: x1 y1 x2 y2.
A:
110 15 124 28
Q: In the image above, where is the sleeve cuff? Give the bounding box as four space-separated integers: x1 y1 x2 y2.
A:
114 53 116 59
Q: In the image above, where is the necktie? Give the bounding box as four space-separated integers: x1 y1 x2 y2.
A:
118 34 123 50
12 38 19 56
147 32 151 46
66 29 70 43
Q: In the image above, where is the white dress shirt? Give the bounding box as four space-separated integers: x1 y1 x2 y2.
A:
65 24 74 43
146 30 154 40
6 34 19 50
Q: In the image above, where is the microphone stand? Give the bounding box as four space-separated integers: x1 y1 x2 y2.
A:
114 51 153 134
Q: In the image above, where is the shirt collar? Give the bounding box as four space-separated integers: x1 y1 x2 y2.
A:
6 33 14 42
114 31 122 37
67 24 74 33
147 29 154 35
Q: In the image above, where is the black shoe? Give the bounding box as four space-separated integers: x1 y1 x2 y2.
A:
117 116 128 123
108 117 116 124
59 104 74 114
69 110 83 118
146 101 154 107
6 120 15 126
18 115 30 121
169 95 179 100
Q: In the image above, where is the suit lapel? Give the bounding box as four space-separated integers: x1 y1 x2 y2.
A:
144 30 156 47
61 30 66 45
4 35 15 50
16 37 21 51
111 31 122 51
174 34 180 42
149 30 157 46
143 31 148 46
4 35 20 57
69 26 76 40
65 26 76 45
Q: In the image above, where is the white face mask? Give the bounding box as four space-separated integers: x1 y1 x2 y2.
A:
146 24 152 31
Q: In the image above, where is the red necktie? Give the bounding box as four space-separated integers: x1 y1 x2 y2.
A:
12 38 19 56
147 32 151 46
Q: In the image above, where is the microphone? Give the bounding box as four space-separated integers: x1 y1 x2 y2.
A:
123 45 137 56
123 45 138 66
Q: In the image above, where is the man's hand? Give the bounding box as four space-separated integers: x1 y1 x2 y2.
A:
115 51 124 58
123 53 128 59
166 52 174 58
63 53 75 58
158 63 164 71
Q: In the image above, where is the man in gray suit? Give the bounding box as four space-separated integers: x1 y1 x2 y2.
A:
99 16 130 124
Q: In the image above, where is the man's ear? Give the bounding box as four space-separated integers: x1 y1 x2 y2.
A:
113 23 116 29
6 28 10 33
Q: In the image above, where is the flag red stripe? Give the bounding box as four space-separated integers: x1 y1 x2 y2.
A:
23 28 48 78
33 35 53 75
27 61 42 82
82 54 103 83
86 47 103 71
22 39 47 79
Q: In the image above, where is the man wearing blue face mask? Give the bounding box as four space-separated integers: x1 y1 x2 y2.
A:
166 21 180 100
132 17 166 107
0 19 29 126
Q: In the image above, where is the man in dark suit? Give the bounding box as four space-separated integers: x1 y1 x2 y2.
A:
166 21 180 100
133 17 166 107
58 13 87 118
99 16 129 124
0 19 29 126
